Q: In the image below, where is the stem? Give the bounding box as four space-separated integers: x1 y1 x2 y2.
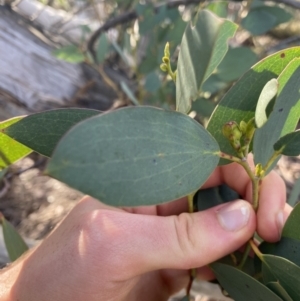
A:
186 193 196 297
262 149 282 175
249 239 263 261
187 193 195 213
237 241 251 270
218 151 244 163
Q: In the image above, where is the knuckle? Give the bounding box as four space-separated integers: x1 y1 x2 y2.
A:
173 213 197 258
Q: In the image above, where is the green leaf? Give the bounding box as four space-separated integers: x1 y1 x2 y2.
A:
0 168 7 181
282 203 300 240
253 58 300 167
262 255 300 300
120 82 139 106
266 282 293 301
207 47 300 164
195 184 238 211
211 262 283 301
145 71 161 93
206 1 228 18
216 47 258 82
255 78 278 128
242 5 292 35
258 237 300 267
0 117 32 169
52 45 85 63
3 109 100 158
201 74 228 94
0 215 29 262
191 98 216 118
287 176 300 207
96 33 109 64
111 40 129 66
273 130 300 156
242 9 276 35
176 10 237 114
46 107 220 207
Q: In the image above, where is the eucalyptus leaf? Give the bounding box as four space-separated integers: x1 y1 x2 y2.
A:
242 9 277 35
176 10 237 113
242 5 291 35
96 33 109 64
3 109 100 157
46 107 220 207
0 117 32 169
191 98 216 118
262 255 300 300
273 130 300 156
255 78 278 128
207 47 300 164
0 215 29 262
211 262 283 301
0 168 7 181
287 176 300 207
258 237 300 267
120 81 140 106
267 282 293 301
254 58 300 168
206 1 228 18
282 203 300 240
216 47 258 82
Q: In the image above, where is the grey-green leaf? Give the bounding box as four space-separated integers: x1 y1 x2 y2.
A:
211 262 283 301
262 255 300 300
96 33 109 64
273 130 300 156
267 282 293 301
3 109 100 157
287 176 300 207
46 107 220 207
1 215 29 262
258 237 300 267
282 203 300 240
255 78 278 128
242 5 291 35
176 10 237 114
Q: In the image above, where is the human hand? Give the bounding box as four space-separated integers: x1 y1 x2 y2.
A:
1 159 292 301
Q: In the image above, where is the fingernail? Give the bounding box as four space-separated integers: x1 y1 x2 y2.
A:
217 200 250 232
277 211 284 239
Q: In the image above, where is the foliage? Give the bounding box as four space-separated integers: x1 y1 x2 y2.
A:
50 0 292 122
1 7 300 301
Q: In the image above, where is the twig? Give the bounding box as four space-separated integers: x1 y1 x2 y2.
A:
87 0 204 61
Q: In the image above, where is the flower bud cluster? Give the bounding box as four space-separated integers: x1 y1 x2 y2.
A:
222 118 256 158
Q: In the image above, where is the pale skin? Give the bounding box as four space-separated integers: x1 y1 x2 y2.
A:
0 159 292 301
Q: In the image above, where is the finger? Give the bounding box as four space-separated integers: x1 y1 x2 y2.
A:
254 171 287 242
202 159 255 199
90 199 255 280
121 197 189 216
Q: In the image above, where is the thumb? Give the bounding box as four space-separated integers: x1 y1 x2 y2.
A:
101 200 256 279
